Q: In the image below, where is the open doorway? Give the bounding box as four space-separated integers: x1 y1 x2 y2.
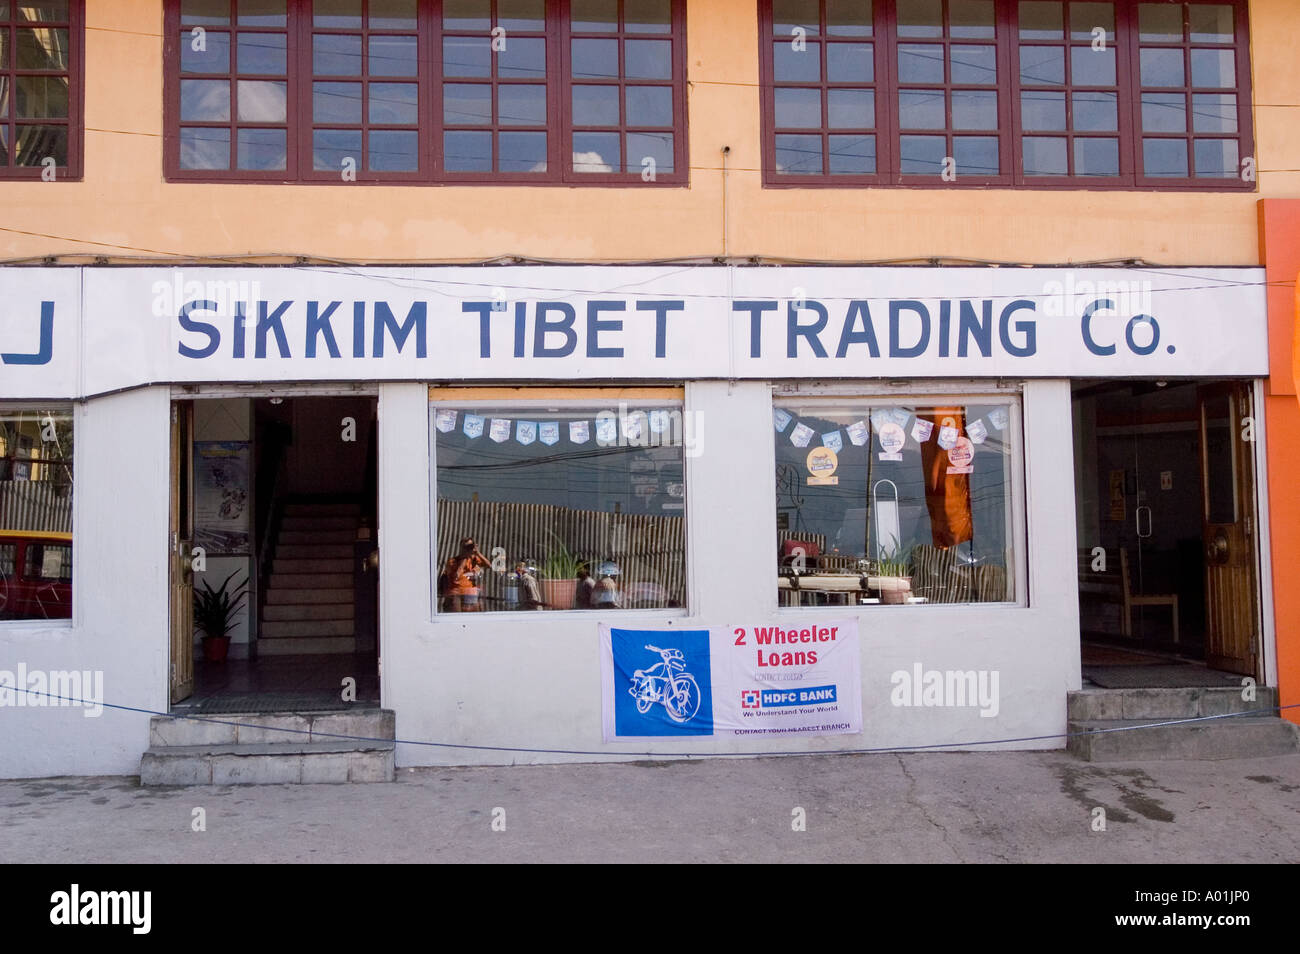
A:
1072 380 1262 688
168 394 380 713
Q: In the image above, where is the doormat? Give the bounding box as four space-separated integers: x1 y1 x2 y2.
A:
179 690 379 714
1082 665 1245 689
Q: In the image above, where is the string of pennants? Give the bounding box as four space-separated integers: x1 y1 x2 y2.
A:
434 408 680 446
773 405 1010 475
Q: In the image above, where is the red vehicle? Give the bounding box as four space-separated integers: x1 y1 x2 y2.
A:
0 531 72 620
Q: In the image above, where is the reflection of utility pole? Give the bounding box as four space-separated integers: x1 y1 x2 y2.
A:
864 410 874 562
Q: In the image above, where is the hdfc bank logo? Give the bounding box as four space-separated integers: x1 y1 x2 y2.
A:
741 689 762 709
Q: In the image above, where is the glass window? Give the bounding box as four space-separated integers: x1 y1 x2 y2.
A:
432 399 686 613
0 408 74 621
773 399 1017 607
0 0 81 177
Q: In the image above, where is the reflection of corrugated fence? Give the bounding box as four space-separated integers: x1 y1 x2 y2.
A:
0 481 72 533
437 498 685 609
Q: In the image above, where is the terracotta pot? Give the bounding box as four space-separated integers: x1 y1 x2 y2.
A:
877 576 912 605
202 635 231 663
539 578 577 611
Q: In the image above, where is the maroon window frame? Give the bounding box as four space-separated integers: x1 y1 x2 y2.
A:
0 0 83 180
759 0 1255 190
164 0 688 185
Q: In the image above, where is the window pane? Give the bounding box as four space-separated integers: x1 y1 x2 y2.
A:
182 0 230 25
1141 48 1184 87
898 44 943 83
1139 3 1183 41
369 0 417 29
899 133 945 173
1071 45 1115 85
951 89 996 129
826 0 872 36
1070 2 1114 42
1194 138 1238 178
1019 45 1064 85
369 82 418 125
1142 92 1185 132
775 87 821 128
1191 48 1234 88
1189 4 1234 43
1020 90 1064 131
625 39 671 79
182 30 230 72
1072 90 1117 130
899 89 944 129
773 40 820 82
444 0 489 30
237 126 285 169
1143 137 1188 176
773 0 820 35
573 0 618 31
954 135 998 174
951 44 995 84
499 0 545 31
625 0 671 33
828 133 874 172
313 128 361 171
573 38 619 79
434 405 686 614
444 129 492 170
0 78 9 117
773 402 1016 608
180 126 230 168
499 83 546 125
443 36 490 77
573 131 619 171
314 33 362 75
500 37 546 79
237 79 285 122
1074 136 1118 175
827 41 872 82
572 84 619 125
369 34 417 77
238 0 285 27
369 129 418 170
775 133 822 173
314 0 361 28
16 27 68 69
827 88 873 128
627 130 672 173
1018 1 1062 39
181 79 230 120
1192 93 1236 133
237 32 285 74
18 1 70 18
13 122 65 165
626 85 672 126
15 75 68 118
1023 135 1066 174
443 83 491 124
950 0 994 39
314 81 361 123
897 0 942 38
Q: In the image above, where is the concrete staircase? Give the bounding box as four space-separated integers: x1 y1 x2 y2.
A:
1068 687 1300 761
140 709 395 785
260 501 359 655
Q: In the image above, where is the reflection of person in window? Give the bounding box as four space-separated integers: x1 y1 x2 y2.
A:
512 561 543 610
443 537 490 612
575 566 597 609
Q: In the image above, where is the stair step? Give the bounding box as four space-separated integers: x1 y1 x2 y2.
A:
281 516 359 532
261 619 355 638
141 742 393 785
269 573 353 589
280 530 356 545
257 636 356 655
263 603 355 622
1068 717 1300 762
1068 687 1278 721
284 502 361 516
275 544 353 560
149 710 394 747
266 587 352 605
273 558 355 574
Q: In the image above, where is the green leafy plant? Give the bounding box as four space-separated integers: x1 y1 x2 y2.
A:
194 570 248 640
540 532 584 579
875 536 911 578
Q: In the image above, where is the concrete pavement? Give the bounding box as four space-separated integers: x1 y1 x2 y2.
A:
3 750 1298 863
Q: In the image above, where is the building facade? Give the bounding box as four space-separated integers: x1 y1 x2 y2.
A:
1 0 1297 776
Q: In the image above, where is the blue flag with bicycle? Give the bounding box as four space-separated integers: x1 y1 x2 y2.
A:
605 628 714 737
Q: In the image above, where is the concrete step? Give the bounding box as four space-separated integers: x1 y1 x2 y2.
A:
1068 686 1278 721
281 516 358 532
275 544 353 560
261 618 355 638
284 502 361 516
257 636 356 654
266 587 352 605
149 709 395 747
263 603 354 622
141 741 394 785
272 558 355 574
279 529 356 545
1068 716 1300 762
269 573 353 589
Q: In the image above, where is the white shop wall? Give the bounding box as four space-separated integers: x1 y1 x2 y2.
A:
0 388 171 778
380 379 1081 768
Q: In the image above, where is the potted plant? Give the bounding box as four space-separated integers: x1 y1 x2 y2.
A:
194 570 248 663
874 537 913 605
539 533 583 611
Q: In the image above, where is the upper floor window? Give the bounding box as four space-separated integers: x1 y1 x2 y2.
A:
0 1 82 179
759 0 1253 188
165 0 687 184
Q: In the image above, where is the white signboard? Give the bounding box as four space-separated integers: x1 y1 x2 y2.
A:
0 266 1270 400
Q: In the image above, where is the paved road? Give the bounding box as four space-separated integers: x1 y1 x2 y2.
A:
3 751 1298 863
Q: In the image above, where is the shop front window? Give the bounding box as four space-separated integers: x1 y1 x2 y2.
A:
0 407 74 620
774 396 1018 607
431 393 686 613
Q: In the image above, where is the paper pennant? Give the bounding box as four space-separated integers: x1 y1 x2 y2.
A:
539 422 560 446
773 408 793 433
595 415 618 443
789 423 814 448
622 413 644 441
649 410 671 434
937 425 959 450
489 418 512 443
888 407 910 427
435 409 458 433
989 407 1009 431
967 419 988 445
463 414 485 439
912 418 934 443
570 420 591 444
516 420 537 445
822 430 843 453
847 420 870 446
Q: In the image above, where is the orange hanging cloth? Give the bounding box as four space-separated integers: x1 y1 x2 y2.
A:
918 408 973 548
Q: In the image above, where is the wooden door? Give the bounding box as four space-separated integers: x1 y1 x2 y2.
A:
169 401 195 704
1199 383 1258 677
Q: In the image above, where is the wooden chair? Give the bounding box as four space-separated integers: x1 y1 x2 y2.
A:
1078 547 1179 642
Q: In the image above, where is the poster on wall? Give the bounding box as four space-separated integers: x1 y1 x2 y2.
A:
600 620 862 740
194 441 251 553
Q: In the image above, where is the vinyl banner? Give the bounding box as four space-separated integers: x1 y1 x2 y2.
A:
600 620 862 741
